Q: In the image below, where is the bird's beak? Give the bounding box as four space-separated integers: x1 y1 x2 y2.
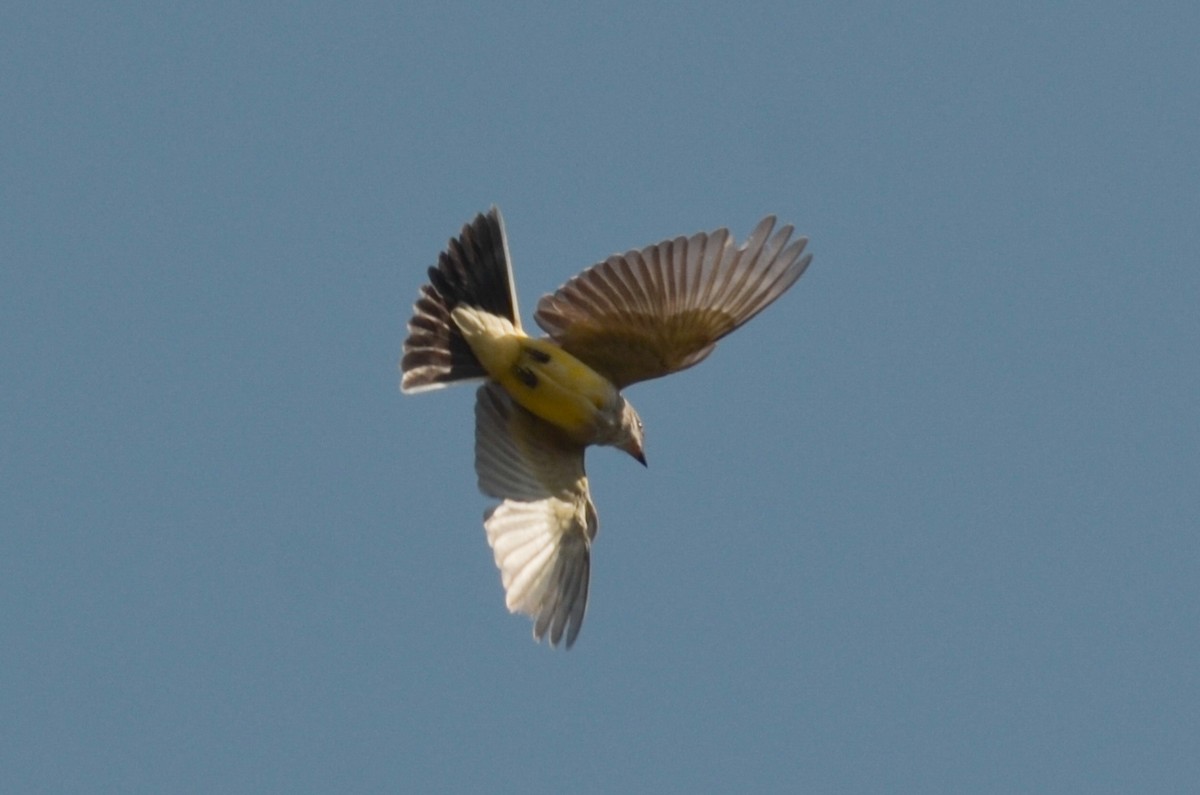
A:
620 429 646 467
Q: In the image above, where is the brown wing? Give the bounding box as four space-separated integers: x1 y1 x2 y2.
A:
474 383 596 649
534 216 812 388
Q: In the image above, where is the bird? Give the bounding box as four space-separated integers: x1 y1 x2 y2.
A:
400 207 812 648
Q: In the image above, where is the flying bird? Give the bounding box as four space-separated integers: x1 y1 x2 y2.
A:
400 207 812 648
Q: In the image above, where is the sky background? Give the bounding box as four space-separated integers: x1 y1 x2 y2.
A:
3 3 1198 792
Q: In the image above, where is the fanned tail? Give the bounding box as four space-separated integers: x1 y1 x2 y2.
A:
400 207 521 393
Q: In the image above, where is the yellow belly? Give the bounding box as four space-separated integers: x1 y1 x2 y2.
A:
452 307 618 437
497 337 618 434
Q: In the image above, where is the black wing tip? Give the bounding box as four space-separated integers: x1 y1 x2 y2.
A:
536 616 584 650
534 548 590 650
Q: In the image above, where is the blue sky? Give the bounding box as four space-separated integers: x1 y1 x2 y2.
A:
3 3 1198 792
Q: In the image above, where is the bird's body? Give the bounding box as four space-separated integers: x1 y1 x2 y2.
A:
450 305 622 445
400 207 812 647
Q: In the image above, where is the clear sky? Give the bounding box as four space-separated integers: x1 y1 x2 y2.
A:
3 3 1198 792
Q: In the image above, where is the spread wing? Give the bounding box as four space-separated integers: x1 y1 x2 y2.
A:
534 216 812 388
474 383 597 648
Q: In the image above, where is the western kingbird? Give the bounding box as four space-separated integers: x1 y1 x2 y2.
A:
401 207 812 648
